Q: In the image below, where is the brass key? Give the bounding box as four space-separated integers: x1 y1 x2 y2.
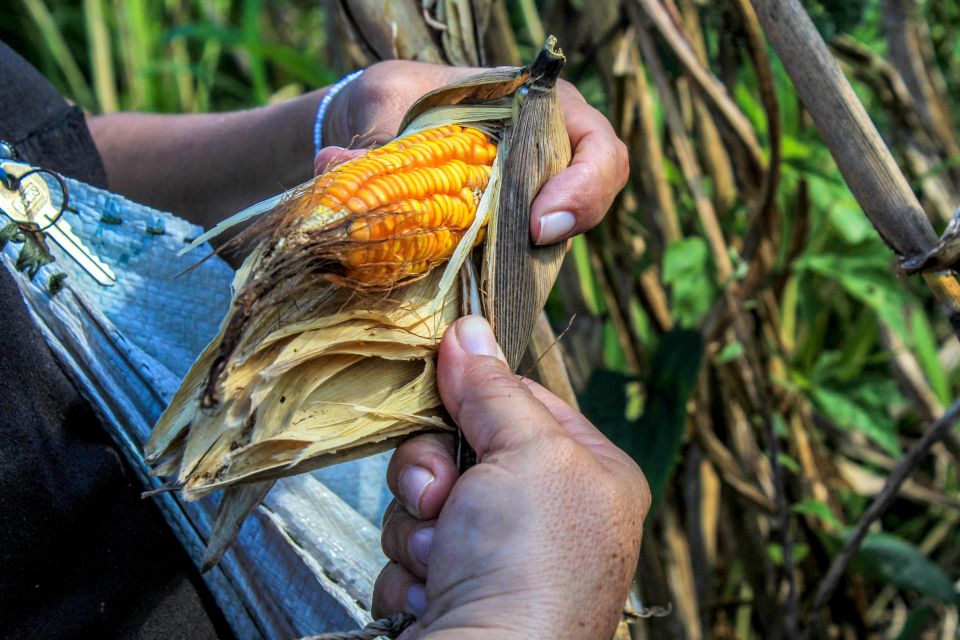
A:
0 160 116 286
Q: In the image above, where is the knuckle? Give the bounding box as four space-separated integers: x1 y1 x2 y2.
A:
615 138 630 184
371 563 398 618
557 79 587 105
363 60 401 86
381 517 403 560
389 434 451 476
615 456 652 522
574 161 602 200
545 433 584 467
410 432 455 460
637 475 652 517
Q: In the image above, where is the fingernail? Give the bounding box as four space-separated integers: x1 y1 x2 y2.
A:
409 526 434 566
537 211 576 245
457 315 499 358
406 583 427 616
400 466 434 518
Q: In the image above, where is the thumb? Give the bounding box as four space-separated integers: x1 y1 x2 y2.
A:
437 315 560 458
313 146 366 176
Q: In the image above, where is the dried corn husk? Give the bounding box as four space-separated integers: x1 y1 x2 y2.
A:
482 41 571 368
145 37 571 565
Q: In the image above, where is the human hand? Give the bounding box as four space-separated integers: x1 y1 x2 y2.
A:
318 60 629 246
373 316 650 639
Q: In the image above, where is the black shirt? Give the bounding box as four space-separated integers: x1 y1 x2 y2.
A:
0 41 229 639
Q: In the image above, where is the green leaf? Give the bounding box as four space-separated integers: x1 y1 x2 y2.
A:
778 453 801 475
714 341 744 364
909 308 950 406
601 320 629 372
795 253 909 343
827 199 874 245
580 329 704 507
168 22 335 89
829 310 878 383
811 386 901 456
570 235 602 315
663 237 709 279
768 542 810 565
802 0 869 38
792 499 842 528
782 154 844 185
850 532 960 605
894 603 937 640
663 238 714 327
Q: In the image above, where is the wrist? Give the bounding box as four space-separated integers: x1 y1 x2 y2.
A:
314 69 363 153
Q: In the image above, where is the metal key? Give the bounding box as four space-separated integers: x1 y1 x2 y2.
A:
0 159 116 286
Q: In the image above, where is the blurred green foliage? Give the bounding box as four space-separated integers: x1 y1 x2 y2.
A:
803 0 870 38
580 328 703 506
3 0 333 114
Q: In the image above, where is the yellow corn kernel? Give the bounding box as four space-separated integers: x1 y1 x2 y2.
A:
306 124 497 287
339 195 479 285
314 125 496 210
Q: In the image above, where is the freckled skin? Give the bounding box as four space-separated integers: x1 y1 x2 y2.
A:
375 318 651 640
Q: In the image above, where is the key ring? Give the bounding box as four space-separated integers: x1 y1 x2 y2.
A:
0 138 19 161
0 164 70 232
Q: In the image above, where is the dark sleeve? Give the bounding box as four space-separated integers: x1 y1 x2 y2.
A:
0 42 231 639
0 40 107 188
0 266 229 640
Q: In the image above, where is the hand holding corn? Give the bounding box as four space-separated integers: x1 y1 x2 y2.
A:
374 316 650 639
318 60 629 247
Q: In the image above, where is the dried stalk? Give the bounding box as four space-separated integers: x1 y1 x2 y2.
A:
750 0 960 339
831 34 959 223
331 0 445 64
678 0 737 213
589 243 644 374
884 0 960 163
483 1 522 66
733 0 782 263
802 397 960 637
628 34 682 253
631 0 764 174
636 26 734 283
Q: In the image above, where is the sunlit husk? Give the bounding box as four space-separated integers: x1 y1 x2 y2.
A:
482 37 572 368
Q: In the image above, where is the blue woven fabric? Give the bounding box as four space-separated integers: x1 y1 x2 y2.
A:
53 176 234 378
0 163 388 637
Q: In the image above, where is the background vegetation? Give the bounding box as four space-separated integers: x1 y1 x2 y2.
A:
5 0 960 637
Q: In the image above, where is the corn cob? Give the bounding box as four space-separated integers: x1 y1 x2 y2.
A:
297 124 497 287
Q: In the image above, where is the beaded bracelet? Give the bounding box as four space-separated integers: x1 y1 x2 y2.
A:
313 69 364 157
